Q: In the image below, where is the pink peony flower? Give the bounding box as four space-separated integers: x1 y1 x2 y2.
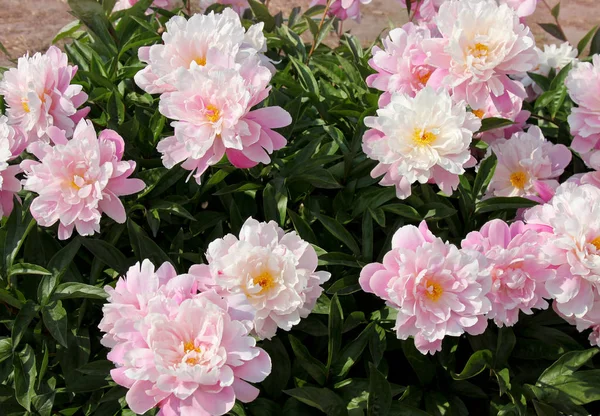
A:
106 288 271 415
157 63 291 183
519 42 577 98
363 87 481 199
190 218 331 340
474 93 530 144
0 46 89 145
310 0 373 22
367 23 437 107
0 117 23 217
113 0 181 12
99 260 198 349
199 0 250 15
21 120 146 240
485 126 571 200
525 182 600 319
422 0 537 113
360 221 491 354
566 55 600 169
396 0 445 24
135 10 268 95
462 219 553 327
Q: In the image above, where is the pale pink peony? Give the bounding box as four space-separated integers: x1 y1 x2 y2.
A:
0 46 89 145
474 93 530 144
135 10 268 95
367 22 437 107
485 126 571 200
310 0 372 22
99 260 198 349
359 221 491 354
462 219 553 327
566 55 600 169
190 218 331 340
0 117 23 217
107 289 271 415
422 0 537 113
113 0 181 12
199 0 250 15
519 42 577 98
525 182 600 319
157 64 291 183
363 87 481 199
21 120 146 240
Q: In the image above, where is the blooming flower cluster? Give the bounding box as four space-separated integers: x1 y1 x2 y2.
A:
135 10 291 183
101 219 330 413
566 54 600 170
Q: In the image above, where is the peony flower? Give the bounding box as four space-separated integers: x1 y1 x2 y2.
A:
566 55 600 169
525 182 600 319
359 221 491 354
0 117 23 217
113 0 181 12
106 289 271 415
367 23 437 106
363 86 481 199
189 218 331 340
396 0 445 24
462 219 553 327
310 0 373 22
99 260 198 348
199 0 250 15
135 9 268 95
0 46 89 145
518 42 577 97
474 93 530 144
485 126 571 200
553 299 600 348
157 63 291 183
422 0 537 113
21 119 146 240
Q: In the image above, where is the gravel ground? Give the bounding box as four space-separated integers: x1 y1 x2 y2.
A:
0 0 598 66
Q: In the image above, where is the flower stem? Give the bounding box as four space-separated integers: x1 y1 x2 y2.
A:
307 0 334 62
541 0 570 44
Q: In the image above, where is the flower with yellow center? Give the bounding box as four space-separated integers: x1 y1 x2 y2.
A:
472 109 485 119
183 341 202 366
205 104 221 123
412 129 437 146
468 43 489 59
192 56 206 67
21 99 30 113
424 279 444 302
509 171 528 189
251 270 276 296
590 237 600 251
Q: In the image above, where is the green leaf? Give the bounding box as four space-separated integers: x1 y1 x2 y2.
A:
0 338 12 364
52 282 108 300
127 219 172 267
263 180 288 226
591 26 600 55
213 182 264 195
150 200 196 221
333 323 374 379
0 288 23 309
68 0 117 53
402 339 436 385
551 2 560 18
362 210 374 260
493 327 515 370
477 117 515 133
526 72 551 91
368 363 392 416
472 153 497 200
13 344 36 411
80 238 130 274
538 23 566 41
288 210 318 244
261 338 291 398
451 350 492 380
318 252 361 268
327 294 344 370
316 213 360 255
382 204 422 221
42 300 68 348
284 387 348 416
9 263 51 276
248 0 276 31
289 334 327 385
52 20 82 43
12 300 37 351
418 203 457 220
290 56 320 97
538 349 599 385
475 197 538 214
577 25 598 56
292 170 343 189
3 208 35 272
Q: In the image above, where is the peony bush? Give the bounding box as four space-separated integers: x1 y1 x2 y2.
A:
1 0 600 414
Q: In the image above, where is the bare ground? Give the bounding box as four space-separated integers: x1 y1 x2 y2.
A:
1 0 599 67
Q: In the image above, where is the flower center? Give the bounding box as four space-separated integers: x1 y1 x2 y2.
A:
414 66 433 86
205 104 221 123
472 109 485 119
509 171 528 189
192 56 207 67
21 100 30 113
590 237 600 251
412 129 437 146
424 279 443 302
253 271 276 294
183 341 202 366
469 43 489 59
